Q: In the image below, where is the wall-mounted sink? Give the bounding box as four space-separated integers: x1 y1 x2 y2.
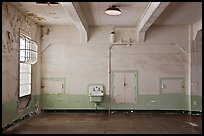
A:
89 96 103 102
88 85 104 103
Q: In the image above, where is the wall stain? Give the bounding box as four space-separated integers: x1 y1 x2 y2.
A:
26 12 46 21
6 31 12 53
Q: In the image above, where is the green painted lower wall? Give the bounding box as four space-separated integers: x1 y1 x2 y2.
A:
2 95 40 128
41 94 109 110
3 94 201 128
40 76 202 112
3 94 201 127
191 95 202 112
41 93 202 112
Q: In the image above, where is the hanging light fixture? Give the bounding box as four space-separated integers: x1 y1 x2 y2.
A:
105 5 121 16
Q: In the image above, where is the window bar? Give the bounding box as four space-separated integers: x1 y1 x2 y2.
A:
28 38 31 62
27 37 30 63
24 36 27 63
20 35 26 63
23 36 26 63
20 33 38 64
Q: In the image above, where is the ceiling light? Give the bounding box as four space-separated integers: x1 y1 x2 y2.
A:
105 6 121 16
36 2 59 4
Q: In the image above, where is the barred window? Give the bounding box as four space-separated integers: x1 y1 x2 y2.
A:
19 63 31 97
19 31 38 97
20 33 38 64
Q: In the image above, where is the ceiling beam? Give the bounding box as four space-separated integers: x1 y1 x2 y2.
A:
60 2 88 42
137 2 170 42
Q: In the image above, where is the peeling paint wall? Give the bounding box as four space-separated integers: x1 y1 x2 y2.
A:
41 25 192 111
2 2 41 127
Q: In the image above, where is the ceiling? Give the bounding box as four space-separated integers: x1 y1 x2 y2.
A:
154 2 202 25
10 2 202 26
79 2 150 26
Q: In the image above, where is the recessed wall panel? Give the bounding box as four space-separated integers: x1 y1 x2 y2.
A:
42 78 65 94
113 71 137 104
161 78 185 94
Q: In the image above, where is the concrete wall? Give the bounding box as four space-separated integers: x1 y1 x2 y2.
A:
40 25 192 111
191 30 202 111
192 20 202 40
2 3 41 127
2 3 202 128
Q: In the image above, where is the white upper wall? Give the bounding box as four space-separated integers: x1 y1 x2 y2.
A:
41 25 189 95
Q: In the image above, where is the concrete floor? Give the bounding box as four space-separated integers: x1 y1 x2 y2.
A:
2 112 202 134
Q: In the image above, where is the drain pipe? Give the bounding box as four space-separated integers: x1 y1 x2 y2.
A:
108 44 113 114
108 43 130 114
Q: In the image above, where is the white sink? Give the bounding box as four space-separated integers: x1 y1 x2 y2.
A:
89 96 103 102
88 85 104 102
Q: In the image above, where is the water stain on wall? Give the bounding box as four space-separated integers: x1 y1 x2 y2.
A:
26 12 46 21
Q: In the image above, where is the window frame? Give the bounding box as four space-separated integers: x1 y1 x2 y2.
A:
18 29 36 99
19 63 32 98
18 29 38 100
